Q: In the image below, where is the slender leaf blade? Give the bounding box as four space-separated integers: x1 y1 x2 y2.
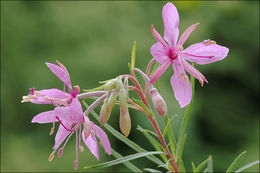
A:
226 151 247 173
130 41 136 71
84 151 162 169
191 162 196 172
111 148 141 172
144 168 163 173
208 155 213 173
234 160 260 173
195 157 210 173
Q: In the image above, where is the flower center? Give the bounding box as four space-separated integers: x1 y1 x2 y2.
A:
168 48 178 61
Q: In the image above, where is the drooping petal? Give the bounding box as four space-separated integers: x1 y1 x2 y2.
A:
171 61 192 108
162 2 179 47
150 42 169 64
69 98 84 122
92 123 112 155
177 23 200 46
181 42 229 65
31 110 58 124
150 59 171 84
82 131 99 160
181 59 208 86
53 122 73 150
46 62 72 88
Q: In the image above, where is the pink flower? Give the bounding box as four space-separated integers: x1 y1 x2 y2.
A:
23 61 111 169
150 3 229 108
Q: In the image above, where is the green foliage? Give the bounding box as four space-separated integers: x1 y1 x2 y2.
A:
110 148 141 172
234 160 260 173
84 151 162 170
226 151 247 173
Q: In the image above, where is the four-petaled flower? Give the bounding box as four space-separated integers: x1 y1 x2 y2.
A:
150 2 229 108
22 61 111 170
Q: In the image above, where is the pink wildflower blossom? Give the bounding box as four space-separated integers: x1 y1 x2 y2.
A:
150 3 229 108
22 61 111 169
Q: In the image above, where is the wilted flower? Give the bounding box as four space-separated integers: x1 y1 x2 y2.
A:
150 2 229 108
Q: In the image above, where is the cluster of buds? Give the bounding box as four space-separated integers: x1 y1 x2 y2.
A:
99 77 131 137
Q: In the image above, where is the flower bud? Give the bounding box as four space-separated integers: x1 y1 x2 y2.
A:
119 89 128 113
150 88 167 117
100 99 111 126
120 107 131 137
104 79 116 91
107 92 117 110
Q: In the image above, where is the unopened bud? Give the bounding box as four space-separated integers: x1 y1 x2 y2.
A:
100 99 111 126
119 89 128 113
104 79 116 91
150 88 167 117
120 107 131 137
107 92 117 110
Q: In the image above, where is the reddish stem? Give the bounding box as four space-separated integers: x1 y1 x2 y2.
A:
129 99 179 173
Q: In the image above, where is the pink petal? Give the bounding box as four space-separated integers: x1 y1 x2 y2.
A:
54 106 71 122
150 59 171 84
182 43 229 65
31 110 58 124
82 131 99 160
151 25 169 49
38 89 70 99
30 89 70 104
162 2 179 47
92 123 112 155
178 23 200 46
53 122 72 150
181 59 208 86
46 62 72 88
69 98 84 122
171 61 192 108
150 42 169 64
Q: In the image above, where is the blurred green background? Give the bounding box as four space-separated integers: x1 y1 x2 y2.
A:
1 1 259 172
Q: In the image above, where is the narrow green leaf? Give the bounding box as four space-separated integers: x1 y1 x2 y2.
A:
137 125 157 137
84 151 162 170
128 62 131 72
178 74 195 141
195 157 210 173
82 101 165 168
226 151 247 173
83 84 105 92
178 159 186 173
98 79 113 84
234 160 260 173
191 162 196 172
144 168 163 173
176 72 195 164
132 98 153 117
203 168 208 173
163 114 178 137
137 126 167 162
163 114 177 157
111 148 141 172
208 155 213 173
130 41 136 71
176 133 187 163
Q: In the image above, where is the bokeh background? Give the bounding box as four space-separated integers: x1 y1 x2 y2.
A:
1 1 259 172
